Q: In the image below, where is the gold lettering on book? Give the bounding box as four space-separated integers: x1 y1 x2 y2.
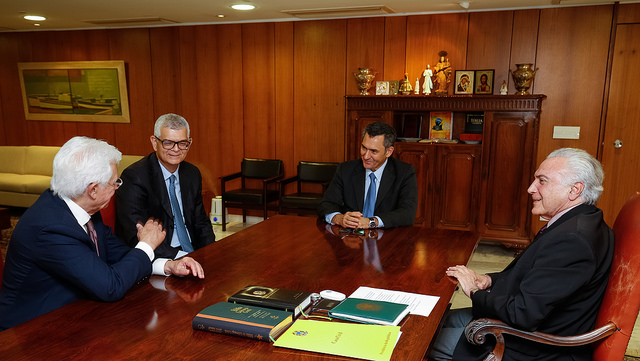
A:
331 332 343 344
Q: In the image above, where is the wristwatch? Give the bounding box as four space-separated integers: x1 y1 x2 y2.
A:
368 217 376 229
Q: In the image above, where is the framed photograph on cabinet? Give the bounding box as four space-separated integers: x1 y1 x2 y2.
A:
454 70 474 95
429 111 453 140
18 60 130 123
474 69 495 95
375 81 389 95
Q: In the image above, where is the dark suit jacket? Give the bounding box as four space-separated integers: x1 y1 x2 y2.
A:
318 157 418 228
0 190 152 331
115 153 214 259
454 204 614 361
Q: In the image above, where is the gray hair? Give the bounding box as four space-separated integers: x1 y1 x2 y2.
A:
547 148 604 205
153 113 190 138
51 136 122 198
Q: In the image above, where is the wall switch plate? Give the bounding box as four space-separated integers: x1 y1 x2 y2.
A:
553 126 580 139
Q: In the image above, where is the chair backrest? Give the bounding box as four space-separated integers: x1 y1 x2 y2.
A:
241 158 283 179
593 192 640 361
298 161 339 183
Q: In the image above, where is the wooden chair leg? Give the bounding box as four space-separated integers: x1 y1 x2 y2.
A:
221 202 227 231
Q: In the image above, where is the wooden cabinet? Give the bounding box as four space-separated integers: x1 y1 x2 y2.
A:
346 95 545 249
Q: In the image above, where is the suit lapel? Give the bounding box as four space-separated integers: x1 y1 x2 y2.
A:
376 158 395 208
50 191 103 257
149 153 173 219
355 164 366 211
178 166 192 226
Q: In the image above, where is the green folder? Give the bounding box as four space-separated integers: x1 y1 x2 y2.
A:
328 298 410 326
274 319 400 361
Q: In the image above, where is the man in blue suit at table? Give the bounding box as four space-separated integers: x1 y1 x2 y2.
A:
0 136 204 331
318 121 418 229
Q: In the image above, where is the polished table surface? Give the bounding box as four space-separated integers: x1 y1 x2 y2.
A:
0 215 478 360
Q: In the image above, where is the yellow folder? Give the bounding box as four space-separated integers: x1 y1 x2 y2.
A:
273 319 401 361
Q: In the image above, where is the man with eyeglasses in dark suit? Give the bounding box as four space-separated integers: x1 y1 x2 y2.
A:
115 113 215 275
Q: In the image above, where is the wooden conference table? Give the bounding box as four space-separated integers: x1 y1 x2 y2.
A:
0 215 478 360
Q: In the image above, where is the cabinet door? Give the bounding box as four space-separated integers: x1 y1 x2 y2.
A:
433 145 481 231
394 143 433 227
479 112 537 248
347 110 393 160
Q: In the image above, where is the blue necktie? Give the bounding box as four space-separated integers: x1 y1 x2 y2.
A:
168 175 194 253
362 173 377 217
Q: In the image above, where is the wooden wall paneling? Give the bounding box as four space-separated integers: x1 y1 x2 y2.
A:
241 23 277 161
598 23 640 226
529 6 612 233
149 27 182 117
108 28 154 156
345 17 386 96
58 30 99 142
509 8 540 92
190 24 244 196
76 29 117 145
617 2 640 23
534 5 613 162
405 13 469 96
466 10 514 94
293 20 347 163
0 34 28 145
275 22 296 180
175 25 221 198
23 32 68 146
383 16 407 83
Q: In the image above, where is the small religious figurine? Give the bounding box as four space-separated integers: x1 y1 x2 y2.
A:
415 77 420 94
432 51 452 95
500 80 508 95
422 65 433 95
399 73 413 95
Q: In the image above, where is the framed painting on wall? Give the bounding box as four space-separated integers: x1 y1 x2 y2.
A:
18 60 130 123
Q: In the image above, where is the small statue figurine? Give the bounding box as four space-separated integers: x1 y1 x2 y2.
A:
399 73 413 95
422 65 433 95
415 77 420 94
432 51 452 95
500 80 508 95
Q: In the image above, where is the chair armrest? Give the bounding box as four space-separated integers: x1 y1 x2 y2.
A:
263 174 284 185
220 172 242 182
279 175 299 186
464 318 618 361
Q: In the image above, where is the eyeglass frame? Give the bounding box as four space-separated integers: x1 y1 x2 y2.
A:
109 178 123 189
154 136 191 150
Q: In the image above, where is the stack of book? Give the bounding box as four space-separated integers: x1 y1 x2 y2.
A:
192 285 313 342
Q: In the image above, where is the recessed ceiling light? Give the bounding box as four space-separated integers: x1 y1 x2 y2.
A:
217 14 225 18
24 15 46 21
231 4 255 11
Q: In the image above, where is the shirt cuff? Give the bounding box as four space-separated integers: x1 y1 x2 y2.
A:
374 216 384 228
325 212 340 224
152 258 170 276
135 242 155 261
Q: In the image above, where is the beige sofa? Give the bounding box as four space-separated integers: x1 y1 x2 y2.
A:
0 145 142 208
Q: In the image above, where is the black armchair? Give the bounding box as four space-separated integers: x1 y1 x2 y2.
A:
279 161 339 216
220 158 284 231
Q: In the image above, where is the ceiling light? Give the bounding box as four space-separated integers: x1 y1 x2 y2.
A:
217 14 225 18
458 1 470 9
231 4 255 11
24 15 46 21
